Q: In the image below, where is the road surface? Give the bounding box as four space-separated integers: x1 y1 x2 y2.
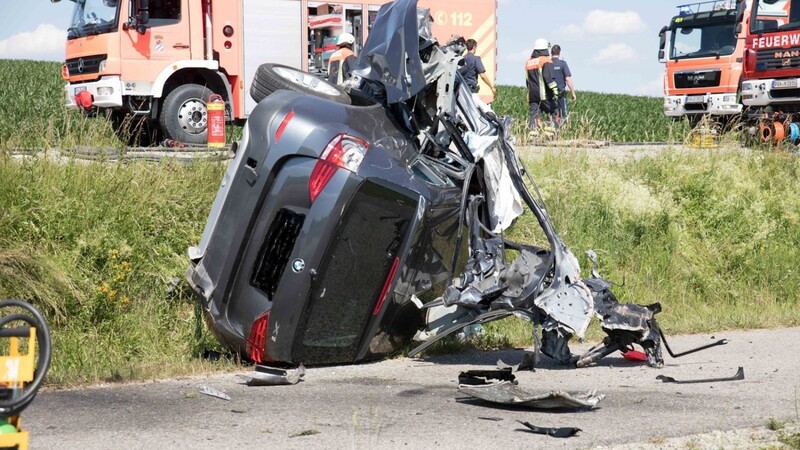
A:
25 327 800 449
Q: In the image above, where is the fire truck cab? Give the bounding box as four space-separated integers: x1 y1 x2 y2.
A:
58 0 497 145
658 1 746 122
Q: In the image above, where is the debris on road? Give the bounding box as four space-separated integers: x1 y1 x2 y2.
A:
459 381 604 410
238 365 306 386
198 385 231 401
458 368 515 386
656 366 745 384
517 421 582 438
497 352 537 372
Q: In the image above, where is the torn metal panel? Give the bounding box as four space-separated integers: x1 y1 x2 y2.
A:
459 382 605 410
657 366 744 384
198 385 231 401
238 365 306 386
517 421 582 438
458 368 515 386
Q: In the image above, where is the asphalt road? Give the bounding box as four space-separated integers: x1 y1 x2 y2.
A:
24 327 800 449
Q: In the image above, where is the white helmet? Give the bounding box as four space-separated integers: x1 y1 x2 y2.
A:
337 32 356 46
533 38 549 51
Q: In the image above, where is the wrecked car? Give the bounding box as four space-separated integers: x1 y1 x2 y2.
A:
186 0 670 368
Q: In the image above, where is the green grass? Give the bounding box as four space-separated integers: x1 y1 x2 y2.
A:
494 85 690 143
0 60 680 149
3 146 800 384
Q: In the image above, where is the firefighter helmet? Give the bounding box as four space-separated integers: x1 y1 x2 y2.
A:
533 38 549 51
337 33 356 46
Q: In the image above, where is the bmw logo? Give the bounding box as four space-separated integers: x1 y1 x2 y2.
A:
291 258 305 273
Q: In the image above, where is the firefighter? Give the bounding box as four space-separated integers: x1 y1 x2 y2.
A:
525 38 560 133
328 32 357 85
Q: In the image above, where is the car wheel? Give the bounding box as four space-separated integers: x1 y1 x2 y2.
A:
159 84 215 145
250 63 351 105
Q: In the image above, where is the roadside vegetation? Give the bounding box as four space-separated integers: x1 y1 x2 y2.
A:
2 59 799 385
0 60 686 150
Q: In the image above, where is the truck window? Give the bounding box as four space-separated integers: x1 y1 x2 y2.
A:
671 23 737 59
149 0 181 27
751 0 795 32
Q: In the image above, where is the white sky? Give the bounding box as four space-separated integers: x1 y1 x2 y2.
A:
0 0 698 96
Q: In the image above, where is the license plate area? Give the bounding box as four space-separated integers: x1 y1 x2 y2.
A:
73 86 87 95
772 79 798 89
685 95 705 104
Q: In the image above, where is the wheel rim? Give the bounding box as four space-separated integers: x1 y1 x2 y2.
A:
177 98 207 135
273 67 341 96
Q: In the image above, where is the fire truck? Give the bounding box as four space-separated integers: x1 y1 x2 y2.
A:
736 0 800 142
56 0 497 144
658 1 747 124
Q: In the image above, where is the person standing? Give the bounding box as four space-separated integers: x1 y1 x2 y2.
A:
525 38 559 132
328 32 357 85
551 44 576 127
459 38 497 96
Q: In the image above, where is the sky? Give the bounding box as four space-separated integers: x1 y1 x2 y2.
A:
0 0 701 97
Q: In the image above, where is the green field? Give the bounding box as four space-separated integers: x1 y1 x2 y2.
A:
0 59 687 149
2 59 799 386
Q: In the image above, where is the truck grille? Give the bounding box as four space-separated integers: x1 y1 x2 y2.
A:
674 70 721 89
66 54 107 76
251 209 305 298
756 48 800 71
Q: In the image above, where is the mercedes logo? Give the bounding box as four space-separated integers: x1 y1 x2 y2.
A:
77 58 85 74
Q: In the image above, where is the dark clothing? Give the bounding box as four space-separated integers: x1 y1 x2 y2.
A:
525 49 559 104
328 48 356 85
526 49 559 129
551 57 572 93
459 52 486 93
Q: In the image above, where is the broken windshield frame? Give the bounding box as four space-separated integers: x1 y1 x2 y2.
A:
67 0 120 40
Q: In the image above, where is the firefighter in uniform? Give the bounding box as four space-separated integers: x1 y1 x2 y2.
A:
525 38 560 133
328 32 357 85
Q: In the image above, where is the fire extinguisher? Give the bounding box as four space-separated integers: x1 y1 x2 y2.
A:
207 94 225 148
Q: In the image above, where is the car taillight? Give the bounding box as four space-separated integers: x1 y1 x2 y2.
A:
372 256 400 316
309 133 369 202
246 311 270 364
61 64 68 80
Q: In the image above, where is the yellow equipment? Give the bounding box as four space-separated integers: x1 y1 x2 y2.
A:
0 300 52 450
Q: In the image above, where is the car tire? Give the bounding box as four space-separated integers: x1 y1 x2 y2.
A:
250 63 351 105
159 84 215 145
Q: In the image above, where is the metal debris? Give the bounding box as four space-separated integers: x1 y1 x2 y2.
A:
656 366 745 384
198 385 231 401
459 382 604 410
458 368 515 386
517 421 582 438
238 365 306 386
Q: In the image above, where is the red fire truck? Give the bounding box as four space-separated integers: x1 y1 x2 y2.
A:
658 1 747 124
737 0 800 142
56 0 497 144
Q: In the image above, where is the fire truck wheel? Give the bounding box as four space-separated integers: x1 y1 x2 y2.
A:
160 84 215 145
251 63 351 105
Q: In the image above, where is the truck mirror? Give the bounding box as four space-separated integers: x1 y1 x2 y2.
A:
735 23 743 36
658 26 667 53
659 49 665 61
137 0 150 25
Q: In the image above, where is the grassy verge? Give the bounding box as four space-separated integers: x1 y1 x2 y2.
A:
1 60 680 149
494 86 690 143
3 145 800 385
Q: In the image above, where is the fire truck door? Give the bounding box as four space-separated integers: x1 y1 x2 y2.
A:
121 0 193 84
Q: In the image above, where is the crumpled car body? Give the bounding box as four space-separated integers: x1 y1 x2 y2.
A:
186 0 664 367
